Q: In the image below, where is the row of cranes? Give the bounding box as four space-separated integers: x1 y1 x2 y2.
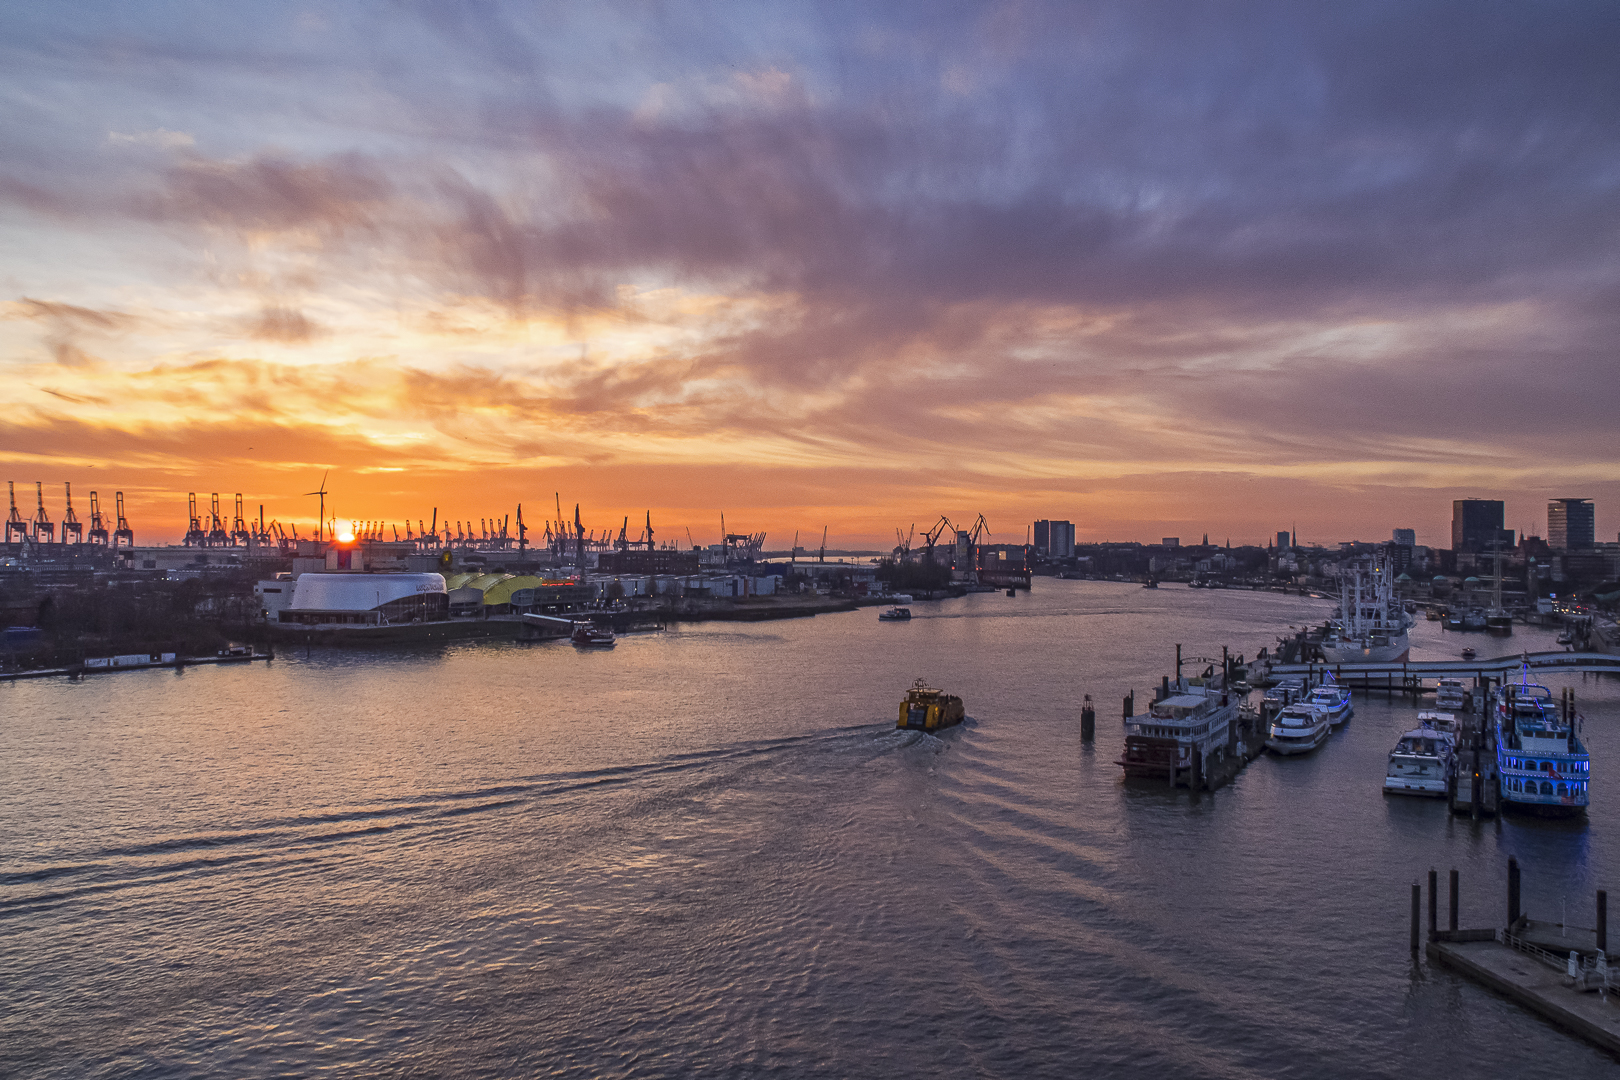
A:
891 513 995 568
7 482 133 547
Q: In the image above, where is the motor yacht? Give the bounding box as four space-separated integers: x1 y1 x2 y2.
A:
1265 703 1331 755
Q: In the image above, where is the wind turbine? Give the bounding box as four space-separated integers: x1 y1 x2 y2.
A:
304 470 330 542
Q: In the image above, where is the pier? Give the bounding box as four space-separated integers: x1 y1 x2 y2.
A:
1260 650 1620 692
1420 860 1620 1057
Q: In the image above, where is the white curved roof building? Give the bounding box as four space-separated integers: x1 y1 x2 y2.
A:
281 573 448 625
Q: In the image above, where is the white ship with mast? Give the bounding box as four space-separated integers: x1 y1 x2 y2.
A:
1320 555 1412 664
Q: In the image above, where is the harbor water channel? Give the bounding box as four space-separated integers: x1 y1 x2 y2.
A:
4 580 1619 1077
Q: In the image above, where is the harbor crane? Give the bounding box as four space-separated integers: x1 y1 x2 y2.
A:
516 504 527 553
922 515 954 566
5 482 27 543
893 524 914 561
207 493 229 547
232 494 251 546
112 492 133 546
87 491 109 546
185 493 205 546
967 513 991 573
818 525 828 563
61 483 82 543
31 482 54 543
304 471 330 542
791 530 799 564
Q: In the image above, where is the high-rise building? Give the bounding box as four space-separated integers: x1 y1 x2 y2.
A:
1392 528 1415 547
1032 520 1075 559
1276 531 1290 549
1547 499 1595 550
1451 500 1504 553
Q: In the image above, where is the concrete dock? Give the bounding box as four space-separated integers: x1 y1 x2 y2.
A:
1427 935 1620 1057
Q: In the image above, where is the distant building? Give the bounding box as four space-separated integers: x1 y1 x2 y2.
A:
598 548 701 575
1276 531 1290 550
1392 528 1415 547
1547 498 1595 550
1162 537 1180 548
1452 499 1505 553
1033 520 1075 559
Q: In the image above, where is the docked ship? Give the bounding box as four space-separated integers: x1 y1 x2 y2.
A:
897 679 965 731
1382 716 1456 797
1118 678 1241 782
1434 677 1468 712
1303 675 1353 727
1264 702 1331 755
1319 558 1412 664
571 622 616 647
1495 668 1589 816
878 606 913 621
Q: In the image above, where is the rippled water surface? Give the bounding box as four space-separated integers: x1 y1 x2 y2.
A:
5 581 1619 1077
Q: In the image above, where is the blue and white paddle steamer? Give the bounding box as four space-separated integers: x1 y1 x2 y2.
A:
1494 665 1589 816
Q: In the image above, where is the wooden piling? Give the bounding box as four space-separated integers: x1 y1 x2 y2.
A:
1411 882 1421 951
1599 890 1608 953
1429 868 1438 939
1449 868 1459 931
1081 696 1095 741
1509 856 1521 926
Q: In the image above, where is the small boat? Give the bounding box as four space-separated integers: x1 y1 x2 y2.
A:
878 606 912 621
1382 720 1456 797
1265 703 1331 755
1486 611 1513 634
1304 677 1353 727
1444 612 1464 631
1006 588 1017 597
1426 608 1444 621
1435 677 1467 711
897 679 965 731
1556 632 1574 646
1460 647 1477 661
1142 577 1159 589
571 622 616 647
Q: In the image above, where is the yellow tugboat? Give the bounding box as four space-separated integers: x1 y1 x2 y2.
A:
897 678 966 731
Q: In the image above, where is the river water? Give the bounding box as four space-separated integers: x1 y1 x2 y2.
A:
3 580 1618 1078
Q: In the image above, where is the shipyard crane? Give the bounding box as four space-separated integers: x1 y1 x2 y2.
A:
112 492 134 547
59 483 83 543
87 491 109 546
207 494 229 547
617 516 629 551
574 504 584 571
392 524 400 541
967 513 991 575
818 525 828 563
31 482 55 543
5 482 28 544
893 524 914 561
640 511 655 551
232 494 251 546
791 530 799 564
304 470 329 542
516 504 527 553
686 526 696 550
922 515 954 566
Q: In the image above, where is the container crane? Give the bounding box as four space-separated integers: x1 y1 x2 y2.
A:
112 492 134 547
87 491 109 546
5 482 27 543
31 482 55 543
61 483 82 543
207 493 229 546
232 494 251 546
184 493 205 546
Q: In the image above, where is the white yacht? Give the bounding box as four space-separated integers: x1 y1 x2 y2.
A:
1382 719 1456 797
1265 703 1331 755
1320 556 1412 664
1434 677 1467 712
1303 677 1353 727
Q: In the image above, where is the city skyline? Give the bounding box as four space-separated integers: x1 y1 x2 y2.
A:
3 4 1619 547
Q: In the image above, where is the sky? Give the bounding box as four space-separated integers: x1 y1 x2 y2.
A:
2 1 1617 550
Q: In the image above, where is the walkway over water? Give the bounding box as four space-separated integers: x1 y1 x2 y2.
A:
1263 650 1620 684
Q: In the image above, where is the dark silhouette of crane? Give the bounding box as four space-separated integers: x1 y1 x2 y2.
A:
31 482 54 543
88 491 109 546
922 516 954 567
207 494 229 547
184 493 206 546
61 483 82 543
5 482 27 544
232 494 251 546
112 492 134 547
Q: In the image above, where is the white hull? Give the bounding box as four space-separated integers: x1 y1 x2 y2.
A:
1383 775 1447 797
1320 630 1409 665
1267 731 1328 755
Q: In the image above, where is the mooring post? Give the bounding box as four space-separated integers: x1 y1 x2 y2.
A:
1175 643 1182 682
1599 890 1608 953
1428 868 1438 939
1411 882 1421 952
1508 856 1522 928
1123 691 1134 722
1081 695 1095 741
1449 868 1459 931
